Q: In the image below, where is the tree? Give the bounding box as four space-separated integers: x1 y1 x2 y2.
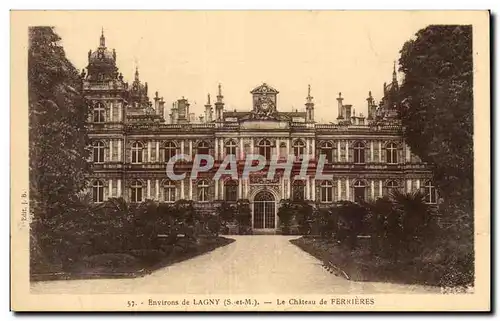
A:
398 25 473 218
29 27 90 271
29 27 90 218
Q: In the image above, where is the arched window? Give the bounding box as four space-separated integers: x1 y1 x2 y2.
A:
197 141 209 155
386 180 399 195
93 102 105 123
163 180 176 202
130 180 143 203
386 142 398 164
258 139 272 160
92 180 104 203
353 180 366 202
131 142 143 164
198 180 209 202
293 140 305 158
224 180 238 201
319 141 334 163
424 181 438 204
320 181 334 203
292 180 305 201
92 141 105 163
164 141 177 161
225 140 237 157
353 142 365 164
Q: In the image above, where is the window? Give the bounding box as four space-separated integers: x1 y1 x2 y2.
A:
163 180 176 202
386 142 398 164
225 140 237 157
258 139 272 160
92 180 104 203
353 180 366 202
387 180 399 195
320 141 334 163
92 141 105 163
320 181 334 203
164 141 177 161
93 102 105 123
131 142 143 164
353 142 365 164
197 141 210 155
292 180 305 201
424 181 438 204
293 140 305 158
198 180 209 202
224 180 238 201
130 180 143 203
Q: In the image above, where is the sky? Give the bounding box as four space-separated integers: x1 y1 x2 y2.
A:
52 11 437 123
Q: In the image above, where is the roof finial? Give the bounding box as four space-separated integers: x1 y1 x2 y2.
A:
100 27 105 47
135 66 139 81
306 84 313 103
218 83 222 97
207 93 211 105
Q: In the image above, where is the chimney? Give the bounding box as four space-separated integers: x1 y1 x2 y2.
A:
159 97 166 121
215 83 224 121
336 92 344 119
344 104 352 121
205 93 213 122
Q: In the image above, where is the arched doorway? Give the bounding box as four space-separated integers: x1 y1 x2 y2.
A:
253 191 276 231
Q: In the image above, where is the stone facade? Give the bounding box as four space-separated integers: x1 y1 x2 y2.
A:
84 32 436 232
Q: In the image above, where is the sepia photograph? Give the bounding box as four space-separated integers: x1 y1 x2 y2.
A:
10 10 490 311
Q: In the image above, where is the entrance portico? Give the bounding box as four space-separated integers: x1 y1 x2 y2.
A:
251 189 279 233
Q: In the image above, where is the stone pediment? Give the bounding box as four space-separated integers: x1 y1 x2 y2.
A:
250 83 279 95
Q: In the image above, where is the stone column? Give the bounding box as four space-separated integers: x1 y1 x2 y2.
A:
110 102 114 122
407 179 412 192
371 180 375 199
337 141 341 162
306 139 310 159
370 141 374 162
250 139 254 154
287 179 291 199
220 138 224 159
238 179 242 199
147 142 151 162
337 179 341 200
108 179 113 199
311 178 316 201
345 141 349 162
378 141 382 162
155 179 159 200
379 179 383 197
117 179 121 197
346 178 350 201
214 139 219 160
181 140 185 157
311 139 315 160
416 178 421 190
189 179 193 200
117 140 122 161
215 179 219 199
180 179 185 199
109 140 113 162
189 140 193 157
156 141 160 162
240 138 244 160
305 176 310 200
147 179 151 199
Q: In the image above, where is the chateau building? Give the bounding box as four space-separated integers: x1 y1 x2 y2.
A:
83 31 436 232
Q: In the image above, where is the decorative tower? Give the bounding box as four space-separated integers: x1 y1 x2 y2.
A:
215 83 224 121
336 92 344 120
305 84 315 122
366 91 376 120
204 93 213 123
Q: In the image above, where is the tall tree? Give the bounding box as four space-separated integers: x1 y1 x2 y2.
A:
398 25 473 219
28 27 90 219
